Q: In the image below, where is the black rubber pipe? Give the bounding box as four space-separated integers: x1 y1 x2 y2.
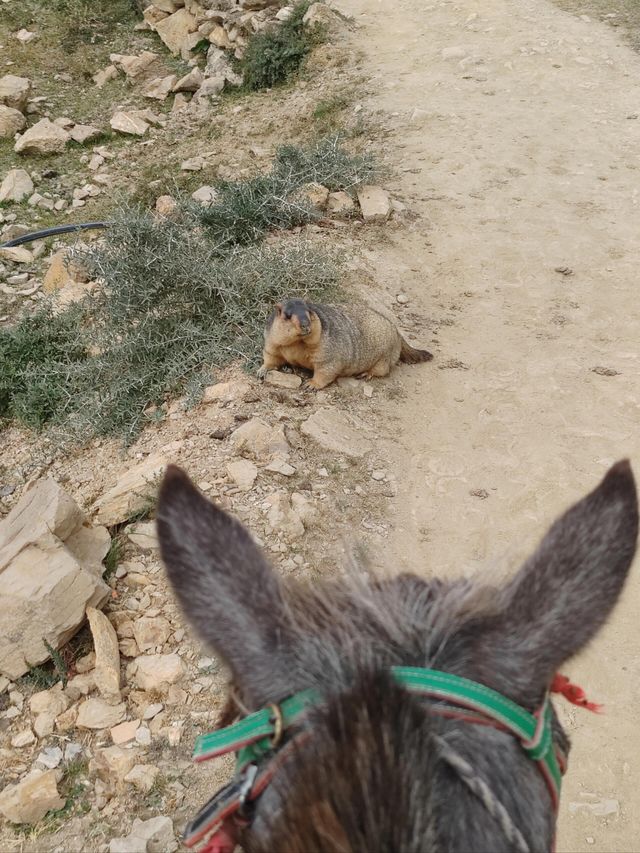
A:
0 221 111 249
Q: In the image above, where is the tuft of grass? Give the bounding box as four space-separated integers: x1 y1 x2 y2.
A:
197 134 377 246
103 535 125 578
240 1 324 91
44 639 69 686
0 303 87 431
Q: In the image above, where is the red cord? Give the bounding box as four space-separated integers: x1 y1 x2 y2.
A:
551 674 602 713
199 822 238 853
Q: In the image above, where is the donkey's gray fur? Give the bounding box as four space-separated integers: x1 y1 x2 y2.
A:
157 461 638 853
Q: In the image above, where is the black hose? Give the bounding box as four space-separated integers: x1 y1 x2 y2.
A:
0 221 112 249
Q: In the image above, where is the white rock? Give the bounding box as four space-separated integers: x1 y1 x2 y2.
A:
326 191 355 216
301 407 372 457
30 683 69 716
11 729 35 748
127 521 159 551
154 8 198 55
264 458 296 476
109 816 177 853
87 607 121 702
302 3 336 28
0 169 33 203
0 770 64 824
230 418 289 462
110 111 149 137
357 185 392 223
69 124 101 144
76 698 126 730
264 370 302 389
93 453 166 526
226 459 258 491
0 479 110 679
36 746 63 769
124 764 159 793
132 616 171 652
0 246 32 264
0 75 32 111
0 104 26 138
109 52 158 78
441 46 468 60
14 118 69 154
172 67 204 92
143 75 178 101
15 29 37 44
191 185 218 204
181 156 205 171
194 76 225 100
133 654 186 691
266 493 304 540
93 65 118 87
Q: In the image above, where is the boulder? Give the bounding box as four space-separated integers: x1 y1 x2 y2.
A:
357 185 392 223
92 453 166 526
0 246 32 264
29 683 69 716
0 478 110 679
0 75 32 111
0 105 26 138
0 770 64 825
14 118 70 155
154 8 198 55
42 249 87 294
0 169 33 203
301 407 372 457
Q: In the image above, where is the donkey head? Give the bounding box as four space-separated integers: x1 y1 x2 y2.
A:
157 461 637 852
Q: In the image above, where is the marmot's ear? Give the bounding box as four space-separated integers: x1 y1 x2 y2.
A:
275 303 284 316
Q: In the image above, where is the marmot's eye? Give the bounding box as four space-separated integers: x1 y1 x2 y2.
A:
284 313 291 320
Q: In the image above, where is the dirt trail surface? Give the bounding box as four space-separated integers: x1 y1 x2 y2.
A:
335 0 640 850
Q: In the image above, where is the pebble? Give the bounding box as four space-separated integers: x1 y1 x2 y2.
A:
396 293 409 304
371 470 386 481
36 747 63 769
11 729 35 748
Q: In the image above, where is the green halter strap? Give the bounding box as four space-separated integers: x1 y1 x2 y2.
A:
192 666 563 805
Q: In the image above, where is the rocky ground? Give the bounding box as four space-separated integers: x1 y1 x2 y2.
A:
2 0 640 851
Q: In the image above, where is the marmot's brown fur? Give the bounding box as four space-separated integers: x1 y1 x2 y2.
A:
258 298 433 389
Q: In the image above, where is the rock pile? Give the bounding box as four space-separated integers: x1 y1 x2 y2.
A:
0 478 111 679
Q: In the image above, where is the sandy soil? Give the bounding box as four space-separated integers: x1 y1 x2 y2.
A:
333 0 640 850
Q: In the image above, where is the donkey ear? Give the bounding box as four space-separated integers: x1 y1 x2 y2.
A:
488 461 638 702
156 465 290 704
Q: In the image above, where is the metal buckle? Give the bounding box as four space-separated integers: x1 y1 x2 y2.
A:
238 763 258 812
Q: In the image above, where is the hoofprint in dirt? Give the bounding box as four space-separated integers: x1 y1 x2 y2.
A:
330 0 640 851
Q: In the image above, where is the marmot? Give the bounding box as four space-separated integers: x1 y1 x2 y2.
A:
258 298 433 389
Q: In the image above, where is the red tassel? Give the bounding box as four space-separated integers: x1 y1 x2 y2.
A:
551 673 602 713
200 822 238 853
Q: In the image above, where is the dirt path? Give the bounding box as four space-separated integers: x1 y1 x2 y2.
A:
335 0 640 849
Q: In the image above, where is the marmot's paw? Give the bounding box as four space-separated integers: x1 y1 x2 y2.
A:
257 365 268 380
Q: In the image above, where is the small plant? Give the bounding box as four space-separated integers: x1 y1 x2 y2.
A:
240 1 322 91
103 535 125 578
44 639 69 686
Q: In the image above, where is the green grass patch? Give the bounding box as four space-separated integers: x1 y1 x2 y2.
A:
0 138 376 443
240 1 324 91
197 134 377 246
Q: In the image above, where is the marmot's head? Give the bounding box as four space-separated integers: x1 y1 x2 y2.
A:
271 298 317 343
